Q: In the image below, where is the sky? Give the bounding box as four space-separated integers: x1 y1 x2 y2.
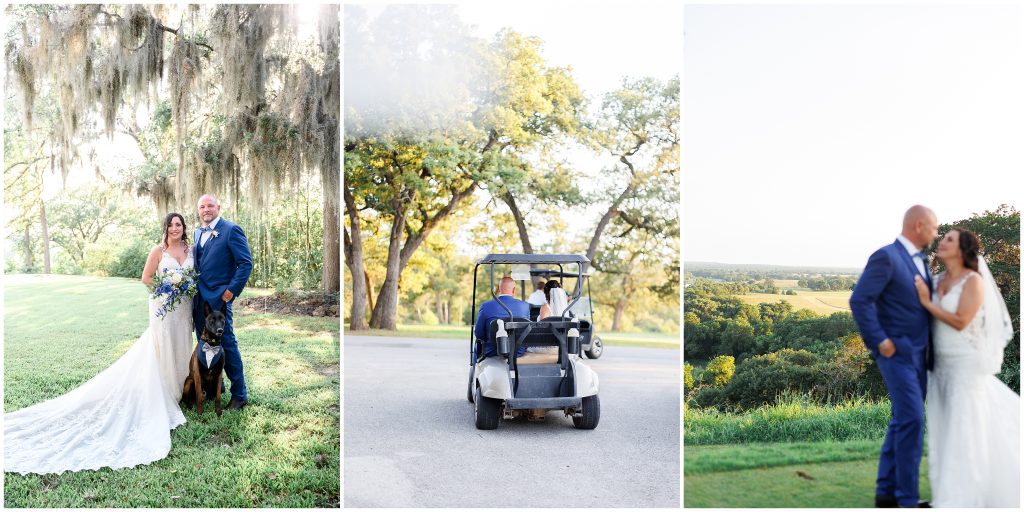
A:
685 4 1024 268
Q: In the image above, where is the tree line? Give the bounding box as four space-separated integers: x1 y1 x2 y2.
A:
342 5 679 331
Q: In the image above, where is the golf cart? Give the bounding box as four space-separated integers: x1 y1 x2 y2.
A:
467 254 600 430
526 268 603 359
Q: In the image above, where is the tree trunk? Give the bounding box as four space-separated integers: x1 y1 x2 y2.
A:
369 206 406 330
343 185 368 330
612 298 627 331
502 191 533 254
40 201 51 273
364 272 375 312
370 178 478 330
322 120 341 295
22 225 33 271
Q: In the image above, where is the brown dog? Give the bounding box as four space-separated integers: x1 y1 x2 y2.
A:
182 302 228 417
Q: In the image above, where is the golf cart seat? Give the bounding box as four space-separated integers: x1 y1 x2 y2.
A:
486 319 577 365
529 304 542 321
483 317 531 359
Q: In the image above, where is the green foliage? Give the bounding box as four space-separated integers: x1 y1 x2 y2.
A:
684 362 695 390
237 179 326 291
749 279 778 294
108 239 155 279
798 276 858 290
47 185 151 266
719 349 821 410
706 355 735 386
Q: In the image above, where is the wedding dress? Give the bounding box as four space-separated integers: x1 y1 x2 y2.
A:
4 250 195 475
926 265 1020 507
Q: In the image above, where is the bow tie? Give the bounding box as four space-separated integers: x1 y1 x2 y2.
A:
199 226 214 233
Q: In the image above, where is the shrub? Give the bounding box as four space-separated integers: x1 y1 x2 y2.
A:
722 349 820 410
692 386 725 409
705 355 735 387
109 239 154 279
684 362 695 391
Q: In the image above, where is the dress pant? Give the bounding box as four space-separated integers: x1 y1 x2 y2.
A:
875 342 927 508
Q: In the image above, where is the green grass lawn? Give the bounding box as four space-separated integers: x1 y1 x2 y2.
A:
685 440 931 507
4 274 339 508
738 290 852 315
684 397 891 444
344 322 679 349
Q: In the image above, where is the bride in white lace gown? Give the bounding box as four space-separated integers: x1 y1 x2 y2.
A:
4 213 196 475
914 228 1020 507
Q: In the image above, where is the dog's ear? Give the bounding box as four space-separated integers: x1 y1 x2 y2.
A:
204 301 212 316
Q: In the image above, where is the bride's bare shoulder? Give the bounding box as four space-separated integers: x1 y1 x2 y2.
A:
149 244 166 256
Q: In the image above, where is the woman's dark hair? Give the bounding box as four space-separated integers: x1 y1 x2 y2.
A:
954 228 980 272
163 212 189 248
543 279 561 302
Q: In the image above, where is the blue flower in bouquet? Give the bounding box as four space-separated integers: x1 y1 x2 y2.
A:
148 267 200 318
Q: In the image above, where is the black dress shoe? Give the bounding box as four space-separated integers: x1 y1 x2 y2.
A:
876 495 898 508
227 399 248 411
897 501 930 508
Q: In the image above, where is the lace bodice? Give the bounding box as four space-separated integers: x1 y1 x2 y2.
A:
158 245 194 271
933 271 984 352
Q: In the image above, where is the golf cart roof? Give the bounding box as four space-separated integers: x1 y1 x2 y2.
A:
477 254 590 265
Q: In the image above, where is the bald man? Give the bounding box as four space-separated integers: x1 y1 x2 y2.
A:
193 194 253 411
850 204 938 508
474 276 530 358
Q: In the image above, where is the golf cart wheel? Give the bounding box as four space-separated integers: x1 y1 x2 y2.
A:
573 394 600 430
585 336 604 359
474 386 501 430
467 367 475 403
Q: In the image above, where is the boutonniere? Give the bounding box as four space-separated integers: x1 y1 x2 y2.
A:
211 230 220 239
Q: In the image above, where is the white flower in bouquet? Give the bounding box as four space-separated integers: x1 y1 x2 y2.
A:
170 273 183 284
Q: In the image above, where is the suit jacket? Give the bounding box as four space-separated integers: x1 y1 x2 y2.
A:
193 218 253 310
850 240 933 367
475 295 530 357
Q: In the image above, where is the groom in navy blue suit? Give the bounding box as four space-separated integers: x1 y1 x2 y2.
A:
193 194 253 411
850 205 938 508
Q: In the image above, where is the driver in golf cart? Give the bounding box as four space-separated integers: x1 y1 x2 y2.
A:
474 276 529 358
474 277 561 365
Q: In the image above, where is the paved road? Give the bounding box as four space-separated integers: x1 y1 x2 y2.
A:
343 336 680 507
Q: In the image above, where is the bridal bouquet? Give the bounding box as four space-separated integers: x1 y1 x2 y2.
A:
149 267 200 318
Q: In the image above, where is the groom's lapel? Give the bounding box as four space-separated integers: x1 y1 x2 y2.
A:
194 228 203 267
893 240 924 281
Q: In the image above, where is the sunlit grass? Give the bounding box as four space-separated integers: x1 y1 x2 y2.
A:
4 275 339 507
684 394 891 445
